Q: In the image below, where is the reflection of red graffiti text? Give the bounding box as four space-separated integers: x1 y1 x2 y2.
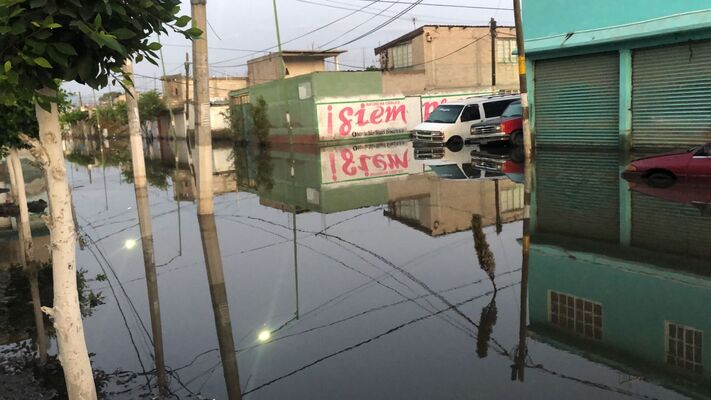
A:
328 148 409 181
327 103 407 137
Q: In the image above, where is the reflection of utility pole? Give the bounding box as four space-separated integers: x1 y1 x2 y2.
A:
192 0 214 215
490 17 497 87
513 0 532 160
135 186 168 397
184 53 190 121
472 213 498 359
198 214 243 399
494 180 502 234
292 209 300 320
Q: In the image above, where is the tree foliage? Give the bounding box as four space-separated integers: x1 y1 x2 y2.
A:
137 90 167 122
0 0 200 106
0 89 69 155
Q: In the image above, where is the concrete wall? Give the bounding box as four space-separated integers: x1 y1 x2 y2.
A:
248 55 328 86
164 75 248 109
381 26 519 95
386 175 524 236
523 0 711 43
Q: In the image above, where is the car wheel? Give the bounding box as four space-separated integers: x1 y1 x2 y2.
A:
511 131 524 146
645 171 676 188
446 136 464 152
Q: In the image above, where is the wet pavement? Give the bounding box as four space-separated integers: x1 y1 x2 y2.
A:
2 137 711 399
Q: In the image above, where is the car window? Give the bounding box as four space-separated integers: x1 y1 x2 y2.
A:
460 105 481 122
483 99 516 118
425 105 464 124
501 102 522 118
697 144 711 157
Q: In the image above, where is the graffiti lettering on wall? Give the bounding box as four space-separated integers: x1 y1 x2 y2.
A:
318 99 409 140
321 141 421 184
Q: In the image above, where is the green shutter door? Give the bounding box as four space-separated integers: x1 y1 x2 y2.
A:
632 40 711 148
632 192 711 260
535 53 620 147
536 151 620 242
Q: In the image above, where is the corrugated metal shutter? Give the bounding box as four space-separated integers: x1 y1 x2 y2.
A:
632 192 711 260
536 151 619 242
632 40 711 148
535 53 620 147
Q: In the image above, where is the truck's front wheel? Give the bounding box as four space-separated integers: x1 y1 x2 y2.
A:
446 136 464 152
511 131 524 146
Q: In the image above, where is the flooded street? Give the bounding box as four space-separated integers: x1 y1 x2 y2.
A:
3 136 707 399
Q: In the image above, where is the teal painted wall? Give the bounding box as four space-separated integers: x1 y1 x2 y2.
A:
529 245 711 380
523 1 711 42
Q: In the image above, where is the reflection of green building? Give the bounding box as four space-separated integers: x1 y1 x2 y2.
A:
234 140 423 214
529 151 711 398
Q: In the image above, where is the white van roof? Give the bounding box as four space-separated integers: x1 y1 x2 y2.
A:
444 94 520 106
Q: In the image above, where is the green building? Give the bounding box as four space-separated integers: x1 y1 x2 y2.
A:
523 1 711 149
529 150 711 397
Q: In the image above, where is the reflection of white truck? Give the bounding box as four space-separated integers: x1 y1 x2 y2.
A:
412 94 519 150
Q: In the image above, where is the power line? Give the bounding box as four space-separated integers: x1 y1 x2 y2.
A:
347 0 512 11
318 0 402 49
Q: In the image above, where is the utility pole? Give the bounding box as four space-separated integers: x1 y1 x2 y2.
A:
124 61 147 189
272 0 285 79
184 52 191 121
78 92 83 108
513 0 532 161
92 89 101 136
191 0 214 215
512 0 531 382
490 17 497 87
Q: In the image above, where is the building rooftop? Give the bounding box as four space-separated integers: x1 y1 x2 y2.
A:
247 50 346 64
374 24 515 55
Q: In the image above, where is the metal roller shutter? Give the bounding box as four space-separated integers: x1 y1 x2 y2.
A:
632 40 711 148
536 150 620 242
535 53 620 147
631 192 711 260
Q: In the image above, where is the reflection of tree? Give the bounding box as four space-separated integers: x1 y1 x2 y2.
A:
231 144 273 194
476 299 498 359
255 146 274 193
471 214 499 359
0 265 107 397
121 159 171 190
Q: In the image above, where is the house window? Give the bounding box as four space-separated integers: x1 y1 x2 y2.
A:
666 322 703 373
549 291 602 340
298 82 312 100
392 43 413 69
499 185 524 212
497 39 515 63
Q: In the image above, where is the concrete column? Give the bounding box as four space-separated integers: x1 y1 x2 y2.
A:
619 49 633 152
191 0 214 215
124 61 147 189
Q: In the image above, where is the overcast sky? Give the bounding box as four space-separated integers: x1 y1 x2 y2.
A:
66 0 514 102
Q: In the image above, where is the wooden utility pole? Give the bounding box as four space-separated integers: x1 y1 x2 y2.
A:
191 0 214 215
490 17 497 87
185 52 190 121
513 0 532 160
512 0 531 382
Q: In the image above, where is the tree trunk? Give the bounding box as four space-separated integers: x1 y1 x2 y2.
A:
9 150 48 364
33 89 97 400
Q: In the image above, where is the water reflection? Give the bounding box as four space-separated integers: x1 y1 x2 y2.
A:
7 135 711 398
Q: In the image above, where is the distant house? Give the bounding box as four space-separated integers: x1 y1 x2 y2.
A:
374 25 519 95
247 50 346 86
162 75 248 138
523 1 711 149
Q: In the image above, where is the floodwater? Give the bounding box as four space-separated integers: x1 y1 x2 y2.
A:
2 136 711 399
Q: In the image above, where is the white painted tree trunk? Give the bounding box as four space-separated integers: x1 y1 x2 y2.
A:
31 89 97 400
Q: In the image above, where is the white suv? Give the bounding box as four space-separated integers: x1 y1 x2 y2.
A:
412 94 519 150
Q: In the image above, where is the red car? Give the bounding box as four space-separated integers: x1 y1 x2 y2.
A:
469 101 524 146
622 142 711 186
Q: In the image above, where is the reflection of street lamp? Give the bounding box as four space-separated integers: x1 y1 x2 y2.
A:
257 329 272 343
124 239 137 250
